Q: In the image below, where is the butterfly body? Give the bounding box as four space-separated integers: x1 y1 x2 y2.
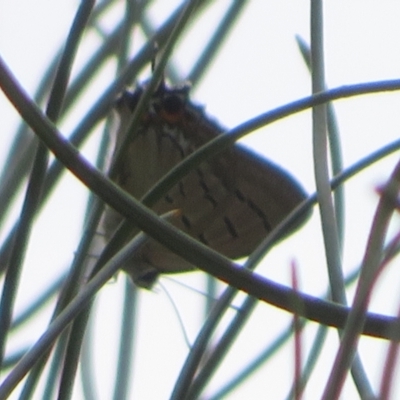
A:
102 81 310 288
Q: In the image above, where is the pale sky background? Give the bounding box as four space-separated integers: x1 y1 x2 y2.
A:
1 1 400 399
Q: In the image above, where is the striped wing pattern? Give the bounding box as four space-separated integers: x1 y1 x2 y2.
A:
102 82 309 288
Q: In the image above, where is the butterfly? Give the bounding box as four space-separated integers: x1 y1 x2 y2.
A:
101 78 310 288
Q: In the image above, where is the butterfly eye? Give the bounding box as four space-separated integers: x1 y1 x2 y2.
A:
117 88 143 111
157 94 186 123
163 94 184 114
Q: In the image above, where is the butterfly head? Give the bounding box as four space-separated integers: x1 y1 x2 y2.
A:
116 79 192 124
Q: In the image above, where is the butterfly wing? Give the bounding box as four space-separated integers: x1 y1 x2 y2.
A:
146 103 309 259
102 83 310 287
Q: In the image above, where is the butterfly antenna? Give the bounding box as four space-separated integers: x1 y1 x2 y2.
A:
150 41 158 73
151 42 166 92
158 281 192 349
162 276 240 312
